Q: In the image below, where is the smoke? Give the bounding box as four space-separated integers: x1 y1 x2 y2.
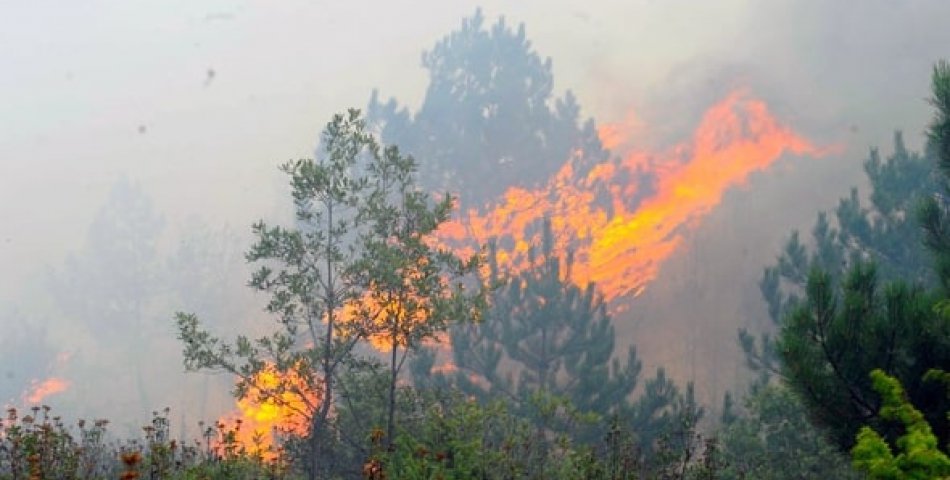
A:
2 0 949 429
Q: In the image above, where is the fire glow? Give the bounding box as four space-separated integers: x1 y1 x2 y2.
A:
216 364 316 459
23 377 69 404
439 90 825 301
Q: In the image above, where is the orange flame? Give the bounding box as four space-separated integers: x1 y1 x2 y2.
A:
217 364 317 459
340 292 429 351
438 90 826 300
23 377 69 404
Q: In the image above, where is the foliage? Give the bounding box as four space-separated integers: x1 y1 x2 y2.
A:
366 9 608 208
851 369 950 479
368 388 721 480
716 384 859 479
413 219 701 460
919 61 950 294
48 177 167 410
352 132 484 446
739 61 950 456
0 406 293 480
0 392 722 480
742 131 937 382
776 263 949 449
175 109 481 477
51 177 166 344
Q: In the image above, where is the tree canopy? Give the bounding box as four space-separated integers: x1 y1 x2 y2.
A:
366 9 608 208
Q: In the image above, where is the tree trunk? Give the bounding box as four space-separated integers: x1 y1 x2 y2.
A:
387 333 398 450
308 200 337 479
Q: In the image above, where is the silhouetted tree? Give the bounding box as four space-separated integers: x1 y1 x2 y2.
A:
366 9 608 208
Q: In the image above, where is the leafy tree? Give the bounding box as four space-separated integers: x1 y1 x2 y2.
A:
851 369 950 479
175 109 480 478
366 9 608 208
46 177 266 418
352 133 483 447
413 219 700 458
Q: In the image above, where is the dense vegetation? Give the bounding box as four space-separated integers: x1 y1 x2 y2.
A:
5 11 950 480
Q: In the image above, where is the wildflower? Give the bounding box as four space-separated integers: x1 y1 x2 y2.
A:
120 451 142 467
362 458 385 479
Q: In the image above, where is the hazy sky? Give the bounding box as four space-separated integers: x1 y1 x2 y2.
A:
3 0 950 420
4 1 949 299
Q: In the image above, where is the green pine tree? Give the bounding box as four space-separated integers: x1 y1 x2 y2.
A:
851 369 950 479
747 63 950 454
413 219 700 456
741 130 938 384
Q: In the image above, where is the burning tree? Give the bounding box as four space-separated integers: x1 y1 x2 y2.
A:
175 109 481 478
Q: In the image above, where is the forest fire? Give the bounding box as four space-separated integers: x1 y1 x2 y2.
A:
219 90 825 455
438 90 825 301
216 364 316 460
23 377 69 404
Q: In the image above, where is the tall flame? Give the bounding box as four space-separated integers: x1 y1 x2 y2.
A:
439 90 825 300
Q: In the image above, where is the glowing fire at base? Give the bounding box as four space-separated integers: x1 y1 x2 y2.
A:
439 90 827 301
216 364 316 459
23 377 69 404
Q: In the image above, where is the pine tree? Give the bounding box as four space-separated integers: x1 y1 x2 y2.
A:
366 9 608 209
920 60 950 293
413 219 700 454
851 369 950 479
743 131 938 382
749 63 950 453
776 263 947 450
